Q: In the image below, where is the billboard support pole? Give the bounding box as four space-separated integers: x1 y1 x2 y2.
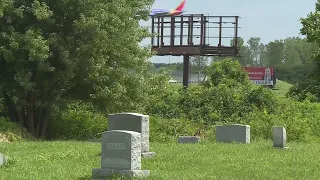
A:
183 55 190 88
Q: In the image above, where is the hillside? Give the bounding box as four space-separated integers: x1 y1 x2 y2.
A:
273 79 293 97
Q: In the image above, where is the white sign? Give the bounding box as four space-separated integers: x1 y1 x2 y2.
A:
250 80 274 86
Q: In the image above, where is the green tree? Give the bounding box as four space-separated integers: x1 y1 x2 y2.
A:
0 0 154 137
287 0 320 100
247 37 263 66
205 58 251 87
190 55 208 73
231 37 251 66
265 40 284 66
282 37 301 67
258 43 267 66
287 37 317 65
213 37 251 66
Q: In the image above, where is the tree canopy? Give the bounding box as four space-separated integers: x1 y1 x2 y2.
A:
286 0 320 101
0 0 154 137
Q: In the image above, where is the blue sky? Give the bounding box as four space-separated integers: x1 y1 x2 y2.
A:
142 0 317 63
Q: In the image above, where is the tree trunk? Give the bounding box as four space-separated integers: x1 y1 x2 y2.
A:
17 108 24 127
35 107 42 137
26 91 35 135
3 92 17 122
2 90 52 139
40 107 50 139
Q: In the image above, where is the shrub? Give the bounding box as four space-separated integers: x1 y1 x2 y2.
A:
42 58 320 143
245 86 280 114
205 58 251 87
48 101 107 140
145 58 320 143
278 99 320 142
144 68 183 119
149 116 213 142
0 117 33 142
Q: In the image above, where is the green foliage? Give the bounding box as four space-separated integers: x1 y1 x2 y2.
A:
149 116 201 142
276 63 314 84
246 37 265 66
147 59 320 142
0 117 33 142
246 86 279 113
190 56 208 73
229 37 251 65
43 57 320 143
239 99 319 142
0 0 155 136
287 2 320 102
205 58 251 87
49 101 107 140
144 68 183 118
287 76 320 102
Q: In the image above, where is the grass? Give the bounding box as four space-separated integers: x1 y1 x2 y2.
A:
273 79 293 97
0 140 319 179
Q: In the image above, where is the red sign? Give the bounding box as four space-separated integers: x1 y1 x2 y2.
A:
242 67 275 86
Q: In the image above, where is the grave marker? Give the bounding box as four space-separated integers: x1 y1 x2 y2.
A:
108 113 155 157
273 126 286 148
178 136 201 144
216 124 250 144
92 130 150 178
0 153 6 167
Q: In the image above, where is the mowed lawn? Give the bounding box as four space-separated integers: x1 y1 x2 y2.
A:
0 141 319 179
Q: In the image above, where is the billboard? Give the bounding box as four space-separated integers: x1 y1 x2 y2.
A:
243 67 275 86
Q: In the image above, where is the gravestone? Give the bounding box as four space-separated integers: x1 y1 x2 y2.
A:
108 113 155 158
92 130 150 179
216 124 250 144
178 136 201 144
0 153 6 167
273 126 286 148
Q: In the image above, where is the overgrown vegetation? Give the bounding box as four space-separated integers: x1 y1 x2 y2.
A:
0 117 33 142
1 0 320 179
146 59 320 142
0 0 319 148
287 1 320 102
48 101 107 140
34 58 320 143
2 58 320 143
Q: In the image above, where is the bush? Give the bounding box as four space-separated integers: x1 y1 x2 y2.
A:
145 58 320 142
276 63 314 84
144 68 183 119
41 58 320 143
149 116 216 142
205 58 251 87
48 101 107 140
0 117 33 142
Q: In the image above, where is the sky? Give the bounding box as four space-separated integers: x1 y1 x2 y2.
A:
141 0 317 63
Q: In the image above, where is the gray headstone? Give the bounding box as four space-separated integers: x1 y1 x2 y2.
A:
92 130 150 179
273 126 286 148
216 124 250 144
0 153 5 166
178 136 201 144
108 113 155 158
